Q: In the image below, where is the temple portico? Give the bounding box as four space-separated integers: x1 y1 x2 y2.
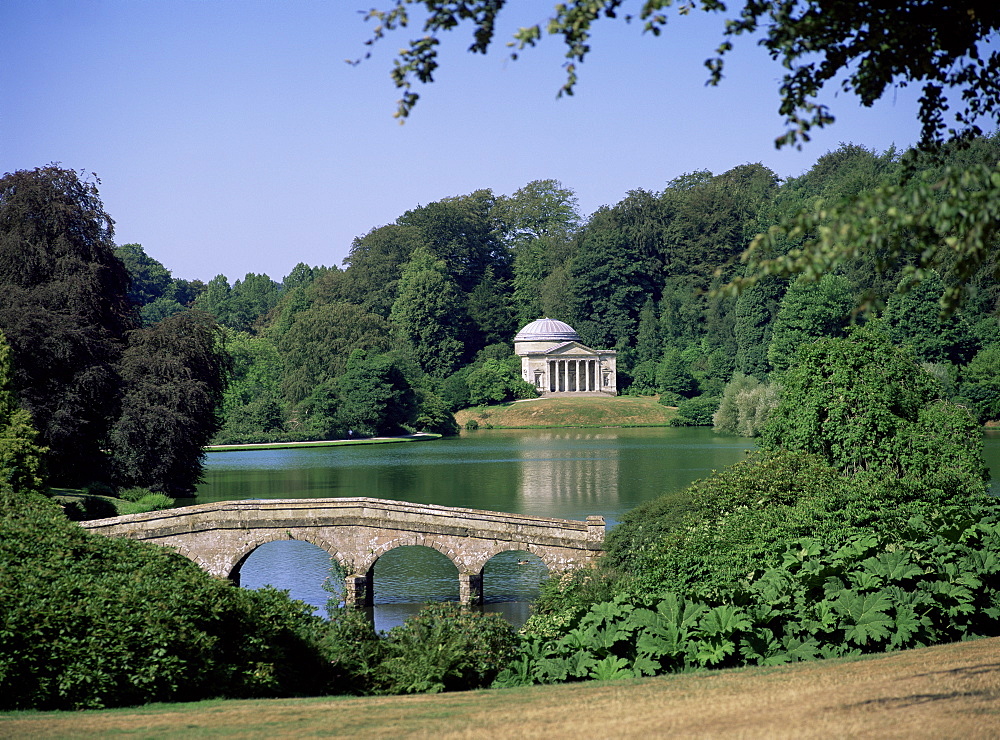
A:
514 318 617 396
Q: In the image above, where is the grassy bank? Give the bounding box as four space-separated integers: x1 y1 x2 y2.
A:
205 433 441 452
4 637 997 739
454 396 677 429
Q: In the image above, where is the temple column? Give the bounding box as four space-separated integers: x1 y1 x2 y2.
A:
561 360 567 392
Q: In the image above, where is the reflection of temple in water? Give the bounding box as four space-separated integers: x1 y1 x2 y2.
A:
517 432 619 505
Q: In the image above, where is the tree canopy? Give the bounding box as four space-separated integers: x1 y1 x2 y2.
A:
359 0 999 150
357 1 1000 309
0 166 136 483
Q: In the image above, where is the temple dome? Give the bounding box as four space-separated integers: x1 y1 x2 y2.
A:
514 318 581 342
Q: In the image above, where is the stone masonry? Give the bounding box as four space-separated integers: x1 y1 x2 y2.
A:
80 497 606 606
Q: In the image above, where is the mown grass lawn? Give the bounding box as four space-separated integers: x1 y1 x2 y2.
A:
455 395 677 429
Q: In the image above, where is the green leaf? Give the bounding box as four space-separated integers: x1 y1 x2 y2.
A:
698 605 752 637
833 590 894 645
692 637 736 666
589 655 632 681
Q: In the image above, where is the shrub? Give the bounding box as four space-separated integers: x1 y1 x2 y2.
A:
118 486 153 502
0 487 330 709
317 607 386 696
668 394 720 426
116 492 175 515
605 450 864 597
60 494 119 521
378 602 519 694
499 504 1000 688
656 391 684 407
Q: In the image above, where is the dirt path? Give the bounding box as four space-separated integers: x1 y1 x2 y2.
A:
4 637 998 739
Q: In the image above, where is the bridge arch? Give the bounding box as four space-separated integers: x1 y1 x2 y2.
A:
222 529 351 584
354 533 463 575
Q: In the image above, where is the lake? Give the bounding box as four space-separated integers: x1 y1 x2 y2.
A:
194 427 1000 631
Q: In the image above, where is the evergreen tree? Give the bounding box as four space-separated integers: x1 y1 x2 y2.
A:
734 276 783 377
634 297 662 365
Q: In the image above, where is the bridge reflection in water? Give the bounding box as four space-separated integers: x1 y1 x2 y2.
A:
81 497 605 607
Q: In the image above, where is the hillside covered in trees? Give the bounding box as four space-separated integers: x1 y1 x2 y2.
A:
2 135 997 503
121 134 1000 445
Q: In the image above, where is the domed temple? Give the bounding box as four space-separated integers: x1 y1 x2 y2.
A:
514 318 617 396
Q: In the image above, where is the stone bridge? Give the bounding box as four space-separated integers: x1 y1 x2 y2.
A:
80 497 606 605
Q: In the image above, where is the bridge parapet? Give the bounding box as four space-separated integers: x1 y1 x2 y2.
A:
81 497 605 606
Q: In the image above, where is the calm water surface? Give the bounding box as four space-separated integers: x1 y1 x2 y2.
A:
194 427 1000 631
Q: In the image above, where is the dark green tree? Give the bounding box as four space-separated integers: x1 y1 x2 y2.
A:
114 243 173 307
108 311 229 494
276 302 391 405
494 179 580 325
335 351 418 437
656 347 697 398
329 225 420 316
569 206 658 350
466 266 515 348
0 166 136 484
733 276 782 378
633 296 661 365
883 271 979 364
397 190 510 293
959 344 1000 423
226 273 281 333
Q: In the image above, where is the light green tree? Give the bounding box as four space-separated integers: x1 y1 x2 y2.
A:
761 322 988 505
0 331 46 496
766 273 853 373
389 248 469 377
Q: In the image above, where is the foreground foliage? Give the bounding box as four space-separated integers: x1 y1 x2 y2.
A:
499 506 1000 686
0 489 331 710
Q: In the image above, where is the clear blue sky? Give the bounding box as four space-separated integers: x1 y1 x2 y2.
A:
3 1 929 284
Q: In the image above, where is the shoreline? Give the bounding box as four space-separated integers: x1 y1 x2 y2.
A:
205 432 442 453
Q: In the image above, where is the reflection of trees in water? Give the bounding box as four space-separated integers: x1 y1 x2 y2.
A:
517 432 620 504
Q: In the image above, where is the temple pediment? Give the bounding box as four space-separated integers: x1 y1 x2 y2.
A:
529 341 606 357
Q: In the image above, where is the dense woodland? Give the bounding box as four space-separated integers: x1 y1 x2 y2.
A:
122 134 1000 449
2 137 999 499
2 135 1000 709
